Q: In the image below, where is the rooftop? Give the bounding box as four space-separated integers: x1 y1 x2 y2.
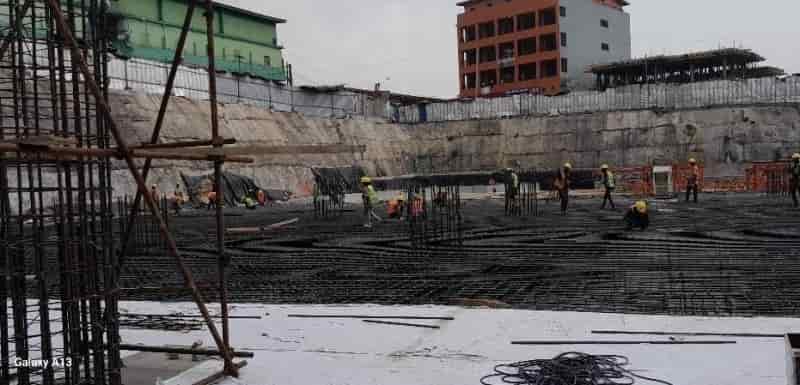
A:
590 48 765 74
204 0 286 24
457 0 629 7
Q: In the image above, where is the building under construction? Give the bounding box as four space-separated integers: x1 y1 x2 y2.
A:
589 48 784 89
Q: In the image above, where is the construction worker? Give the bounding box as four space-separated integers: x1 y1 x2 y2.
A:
360 177 381 228
207 190 218 210
554 163 572 214
624 200 650 231
150 184 160 207
791 153 800 208
172 183 185 215
386 193 405 219
506 168 520 205
256 189 267 206
600 164 616 210
686 158 700 203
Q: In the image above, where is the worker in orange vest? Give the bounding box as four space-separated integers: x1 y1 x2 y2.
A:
256 189 267 206
386 193 406 220
686 158 700 203
554 163 572 215
207 190 218 210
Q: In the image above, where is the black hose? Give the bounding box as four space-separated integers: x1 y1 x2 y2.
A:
480 352 673 385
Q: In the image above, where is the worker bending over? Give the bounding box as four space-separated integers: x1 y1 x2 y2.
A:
625 200 650 231
600 164 616 210
686 158 700 203
554 163 572 214
360 177 381 228
791 153 800 208
207 190 218 210
386 194 406 219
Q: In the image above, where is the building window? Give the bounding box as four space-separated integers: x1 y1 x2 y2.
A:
461 25 477 42
601 19 609 28
517 12 535 30
601 43 610 51
560 6 566 17
478 45 497 63
264 56 271 67
542 59 558 78
498 17 514 35
539 8 556 26
517 38 536 55
540 33 557 52
462 49 478 66
561 58 568 73
561 32 567 47
519 62 537 81
479 69 497 88
463 72 476 89
478 21 495 39
500 66 515 84
498 42 514 59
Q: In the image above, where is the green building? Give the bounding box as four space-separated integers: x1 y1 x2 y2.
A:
108 0 287 81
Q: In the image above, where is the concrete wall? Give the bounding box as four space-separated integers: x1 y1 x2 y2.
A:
405 104 800 179
559 0 631 89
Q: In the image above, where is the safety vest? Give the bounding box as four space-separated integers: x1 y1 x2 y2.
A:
207 191 217 202
387 200 400 215
511 173 519 189
604 172 616 189
367 186 378 205
257 190 266 205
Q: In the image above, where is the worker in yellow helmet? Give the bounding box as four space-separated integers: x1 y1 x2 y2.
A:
600 164 616 210
791 153 800 208
505 168 520 213
360 176 381 228
686 158 700 203
554 163 572 214
624 200 650 231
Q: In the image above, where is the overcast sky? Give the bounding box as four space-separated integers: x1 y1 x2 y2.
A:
225 0 799 99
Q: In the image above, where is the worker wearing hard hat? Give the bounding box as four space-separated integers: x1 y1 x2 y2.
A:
624 200 650 231
360 176 381 228
554 163 572 214
505 168 520 211
386 193 406 220
600 164 616 210
686 158 700 203
791 153 800 208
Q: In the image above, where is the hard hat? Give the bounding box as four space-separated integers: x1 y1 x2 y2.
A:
792 153 800 160
688 158 697 164
634 200 648 214
360 176 372 184
564 162 573 170
600 164 609 170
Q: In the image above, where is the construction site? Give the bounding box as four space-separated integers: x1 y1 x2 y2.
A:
2 0 800 385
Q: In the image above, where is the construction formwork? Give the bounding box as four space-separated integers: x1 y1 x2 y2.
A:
1 0 250 383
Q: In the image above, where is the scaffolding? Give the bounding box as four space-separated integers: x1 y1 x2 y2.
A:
1 0 253 383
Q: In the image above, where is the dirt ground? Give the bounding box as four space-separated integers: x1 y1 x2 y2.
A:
120 192 800 317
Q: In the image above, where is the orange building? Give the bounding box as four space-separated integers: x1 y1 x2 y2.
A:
457 0 631 98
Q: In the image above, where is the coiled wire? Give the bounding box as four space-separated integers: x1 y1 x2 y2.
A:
480 352 673 385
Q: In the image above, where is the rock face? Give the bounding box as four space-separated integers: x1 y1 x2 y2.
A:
108 90 413 198
108 89 800 198
406 105 800 177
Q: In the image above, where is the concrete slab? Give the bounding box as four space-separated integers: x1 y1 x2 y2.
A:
121 351 206 385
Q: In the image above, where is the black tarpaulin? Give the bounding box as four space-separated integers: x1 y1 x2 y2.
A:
180 172 291 206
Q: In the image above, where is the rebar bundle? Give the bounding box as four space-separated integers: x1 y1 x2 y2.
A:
0 1 122 384
406 182 463 250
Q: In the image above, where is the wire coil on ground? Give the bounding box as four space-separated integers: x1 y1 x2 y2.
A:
480 352 673 385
